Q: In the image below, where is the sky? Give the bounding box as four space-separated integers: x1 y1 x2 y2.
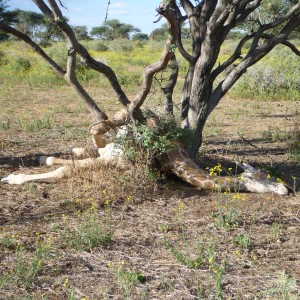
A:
8 0 163 34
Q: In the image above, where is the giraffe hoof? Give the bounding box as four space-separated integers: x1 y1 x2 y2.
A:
37 155 48 165
1 174 26 185
37 156 55 166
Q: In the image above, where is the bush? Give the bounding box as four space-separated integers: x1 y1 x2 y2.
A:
81 40 109 52
231 46 300 101
14 57 31 72
0 51 9 66
44 42 67 68
109 39 133 53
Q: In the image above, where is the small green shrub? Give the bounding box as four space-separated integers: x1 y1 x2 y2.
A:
233 233 252 249
232 46 300 101
0 50 9 66
14 57 31 72
0 239 53 290
109 260 146 299
109 39 133 53
81 40 109 52
127 115 191 155
60 206 113 251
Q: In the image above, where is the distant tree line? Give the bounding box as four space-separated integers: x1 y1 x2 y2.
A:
1 0 298 44
0 1 154 43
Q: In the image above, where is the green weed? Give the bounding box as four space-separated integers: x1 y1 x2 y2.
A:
108 260 146 300
258 272 299 299
18 114 53 132
271 222 281 241
163 236 214 269
211 259 226 300
233 233 252 249
0 118 11 130
60 204 113 251
0 236 19 250
0 239 53 290
211 188 243 229
24 182 38 196
232 46 300 101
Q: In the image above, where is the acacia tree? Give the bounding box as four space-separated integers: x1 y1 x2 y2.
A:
0 0 300 160
91 19 140 40
12 9 44 41
0 0 17 40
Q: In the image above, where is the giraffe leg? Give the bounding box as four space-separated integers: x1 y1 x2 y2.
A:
1 146 127 185
71 146 100 157
1 166 72 185
1 157 100 185
39 156 99 167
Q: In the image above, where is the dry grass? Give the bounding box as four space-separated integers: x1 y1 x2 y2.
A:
0 83 299 299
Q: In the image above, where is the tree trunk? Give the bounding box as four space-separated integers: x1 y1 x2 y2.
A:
182 69 213 158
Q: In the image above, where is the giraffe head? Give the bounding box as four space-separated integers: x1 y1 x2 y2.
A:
240 163 290 195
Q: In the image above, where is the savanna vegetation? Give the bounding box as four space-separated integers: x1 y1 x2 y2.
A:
0 0 300 299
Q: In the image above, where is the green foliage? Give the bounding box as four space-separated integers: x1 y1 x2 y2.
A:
258 272 299 299
132 33 149 41
150 23 168 41
163 236 215 269
210 189 243 229
44 41 67 68
0 39 299 101
233 233 252 249
13 57 31 72
72 25 90 40
0 239 53 290
108 38 133 53
211 208 241 229
0 118 10 130
60 207 113 251
18 114 53 132
91 19 140 40
129 115 190 155
109 260 146 299
82 40 109 52
0 0 18 41
231 47 300 101
0 236 18 250
271 222 281 241
12 9 44 41
239 0 299 37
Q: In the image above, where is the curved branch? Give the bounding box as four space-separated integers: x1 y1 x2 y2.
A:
173 3 193 63
235 0 262 24
211 32 255 80
34 0 130 109
128 1 179 114
76 44 131 107
208 10 300 116
179 0 194 16
162 53 178 115
279 40 300 56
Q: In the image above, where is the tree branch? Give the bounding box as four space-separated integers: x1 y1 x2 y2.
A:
210 32 255 80
179 0 194 16
235 0 263 24
33 0 130 110
173 2 193 63
279 40 300 56
249 3 300 55
162 53 178 115
128 0 179 115
208 8 300 116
